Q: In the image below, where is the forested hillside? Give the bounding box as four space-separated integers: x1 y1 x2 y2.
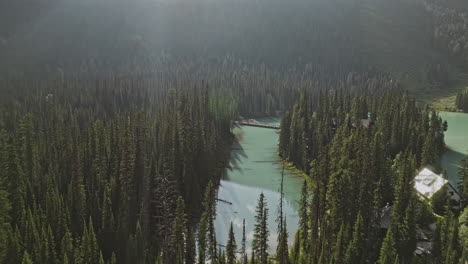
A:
0 74 236 263
1 0 468 263
0 59 400 117
0 0 467 99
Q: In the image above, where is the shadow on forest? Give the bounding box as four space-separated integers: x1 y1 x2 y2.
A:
226 132 248 174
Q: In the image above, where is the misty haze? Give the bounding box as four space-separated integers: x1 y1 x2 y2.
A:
1 0 468 263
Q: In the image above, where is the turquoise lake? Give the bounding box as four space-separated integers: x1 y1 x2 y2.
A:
215 118 302 253
440 112 468 186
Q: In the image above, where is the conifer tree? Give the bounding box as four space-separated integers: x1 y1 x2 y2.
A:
290 230 301 264
0 223 9 263
459 208 468 264
186 226 196 264
101 182 115 233
18 114 37 194
242 219 248 264
459 157 468 203
226 222 237 264
61 229 74 264
390 152 417 262
70 148 86 235
99 252 105 264
132 221 145 264
443 216 461 264
0 132 11 263
326 155 353 233
277 217 289 264
276 166 287 263
378 227 398 264
171 197 187 264
46 224 58 264
110 253 117 264
219 248 226 264
198 215 207 264
200 181 218 263
331 224 345 264
253 193 269 264
5 226 22 264
5 138 25 224
117 124 136 239
344 213 364 264
80 218 100 264
21 251 33 264
298 180 309 246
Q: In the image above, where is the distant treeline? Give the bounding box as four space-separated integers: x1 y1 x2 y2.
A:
456 88 468 112
0 0 458 83
425 0 468 67
0 57 400 118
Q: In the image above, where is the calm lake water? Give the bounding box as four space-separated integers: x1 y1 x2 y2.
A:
440 112 468 186
215 118 302 253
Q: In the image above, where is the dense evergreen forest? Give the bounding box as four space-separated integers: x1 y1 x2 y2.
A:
1 0 468 263
424 0 468 68
2 75 466 263
0 75 237 263
278 90 468 263
280 90 447 172
0 59 400 117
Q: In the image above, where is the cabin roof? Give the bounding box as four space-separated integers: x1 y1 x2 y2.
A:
414 167 448 199
350 119 374 129
415 241 432 255
360 119 374 128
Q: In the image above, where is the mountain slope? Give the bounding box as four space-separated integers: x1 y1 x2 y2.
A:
0 0 467 105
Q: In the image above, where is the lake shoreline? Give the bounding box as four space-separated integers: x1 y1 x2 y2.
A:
439 111 468 186
215 119 302 252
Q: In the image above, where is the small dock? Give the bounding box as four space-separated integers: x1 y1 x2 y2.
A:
234 120 280 130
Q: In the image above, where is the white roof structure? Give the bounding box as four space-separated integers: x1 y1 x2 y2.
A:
414 168 448 199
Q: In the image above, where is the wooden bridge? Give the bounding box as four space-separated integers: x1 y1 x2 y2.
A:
234 120 280 130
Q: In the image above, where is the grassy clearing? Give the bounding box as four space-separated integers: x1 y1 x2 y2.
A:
414 72 468 111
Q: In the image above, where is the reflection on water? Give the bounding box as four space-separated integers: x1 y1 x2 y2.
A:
215 118 302 253
440 112 468 186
